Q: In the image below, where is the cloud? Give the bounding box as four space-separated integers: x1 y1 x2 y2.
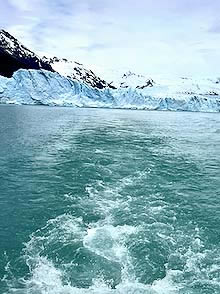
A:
208 20 220 34
76 43 111 52
8 0 31 11
1 0 220 77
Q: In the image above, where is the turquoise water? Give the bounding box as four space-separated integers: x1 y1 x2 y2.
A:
0 105 220 294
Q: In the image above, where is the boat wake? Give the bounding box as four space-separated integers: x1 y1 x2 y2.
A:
3 170 220 293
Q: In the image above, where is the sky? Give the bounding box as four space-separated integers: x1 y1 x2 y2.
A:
1 0 220 77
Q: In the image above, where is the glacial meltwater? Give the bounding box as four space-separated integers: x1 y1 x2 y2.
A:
0 105 220 294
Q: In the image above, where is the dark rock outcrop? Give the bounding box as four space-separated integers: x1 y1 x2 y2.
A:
0 30 54 78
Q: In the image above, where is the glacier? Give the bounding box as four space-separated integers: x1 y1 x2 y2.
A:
0 69 220 112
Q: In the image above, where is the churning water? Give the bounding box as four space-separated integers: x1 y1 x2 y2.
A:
0 105 220 294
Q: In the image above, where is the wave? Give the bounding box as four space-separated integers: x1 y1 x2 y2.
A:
3 168 220 293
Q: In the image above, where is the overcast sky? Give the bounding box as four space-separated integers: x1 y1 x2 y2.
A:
1 0 220 77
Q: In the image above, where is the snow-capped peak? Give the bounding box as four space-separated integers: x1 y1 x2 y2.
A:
96 67 220 97
116 71 155 89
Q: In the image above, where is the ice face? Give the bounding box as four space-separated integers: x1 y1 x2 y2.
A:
0 69 219 112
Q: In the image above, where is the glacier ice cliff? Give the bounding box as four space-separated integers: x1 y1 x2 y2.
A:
0 69 114 107
0 69 220 112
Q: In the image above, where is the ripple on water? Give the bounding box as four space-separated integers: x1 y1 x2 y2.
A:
1 108 220 294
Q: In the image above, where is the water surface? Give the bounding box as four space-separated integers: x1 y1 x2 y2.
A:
0 105 220 293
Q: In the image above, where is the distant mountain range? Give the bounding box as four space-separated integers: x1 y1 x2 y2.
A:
0 30 162 91
0 29 220 112
1 29 220 94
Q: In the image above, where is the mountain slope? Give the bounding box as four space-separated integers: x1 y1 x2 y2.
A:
42 57 116 89
101 69 220 96
0 30 115 89
0 30 220 112
0 30 54 77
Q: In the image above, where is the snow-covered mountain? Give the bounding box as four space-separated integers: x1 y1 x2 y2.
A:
42 56 116 89
0 29 220 112
0 30 114 89
89 67 220 99
120 71 220 97
0 30 53 77
106 71 155 89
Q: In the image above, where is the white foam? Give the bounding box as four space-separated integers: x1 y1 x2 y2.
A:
5 171 220 294
16 256 179 294
152 270 183 293
83 223 137 284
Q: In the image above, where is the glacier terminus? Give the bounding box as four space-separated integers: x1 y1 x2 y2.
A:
0 30 220 112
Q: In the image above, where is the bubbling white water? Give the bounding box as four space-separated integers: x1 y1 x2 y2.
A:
4 168 220 294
